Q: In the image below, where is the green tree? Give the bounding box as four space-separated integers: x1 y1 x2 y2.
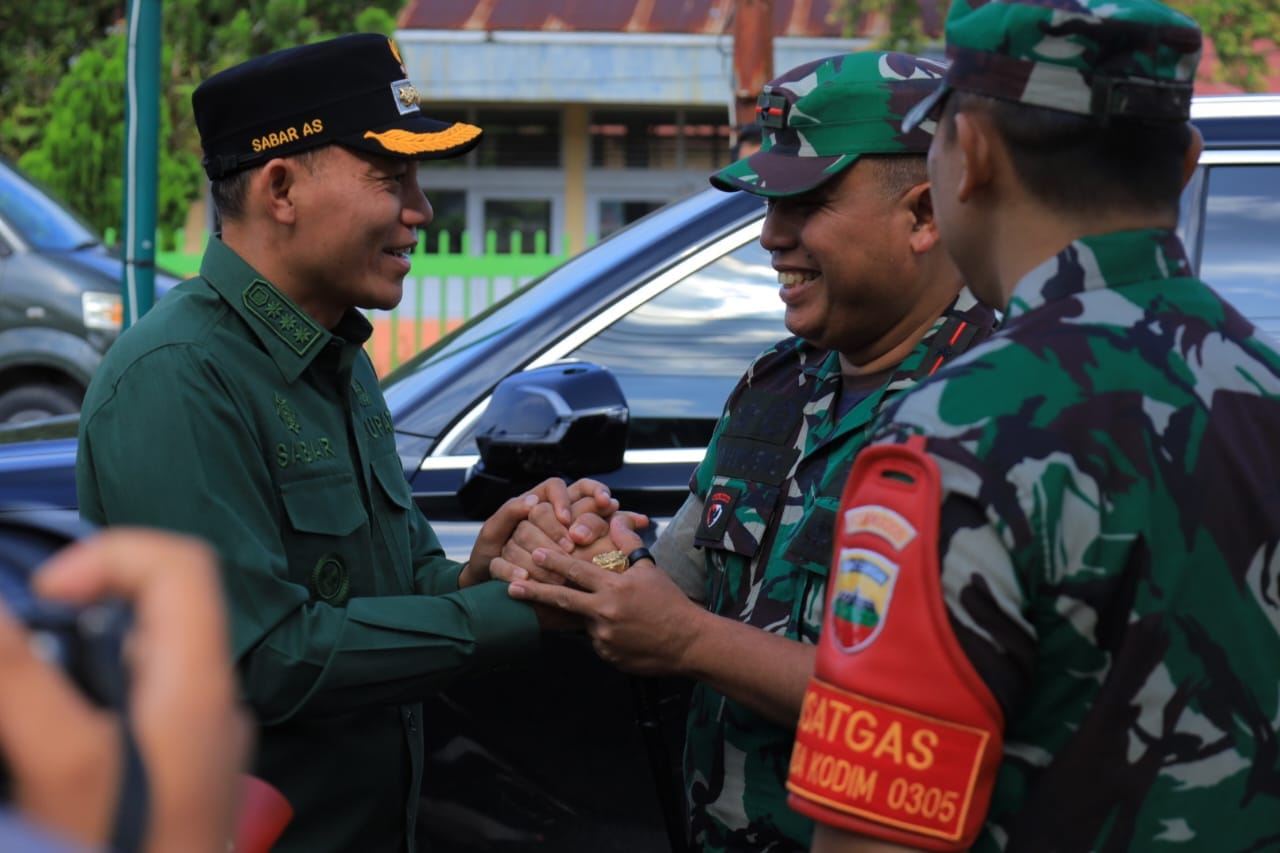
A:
1172 0 1280 90
17 34 201 243
0 2 123 161
829 0 1280 91
4 1 404 240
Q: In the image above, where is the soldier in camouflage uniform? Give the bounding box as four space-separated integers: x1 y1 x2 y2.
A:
496 52 998 851
785 2 1280 852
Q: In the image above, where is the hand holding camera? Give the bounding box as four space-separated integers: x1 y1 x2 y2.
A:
0 512 260 853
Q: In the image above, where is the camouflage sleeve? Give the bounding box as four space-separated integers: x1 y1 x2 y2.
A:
874 420 1039 720
652 493 707 601
935 487 1037 718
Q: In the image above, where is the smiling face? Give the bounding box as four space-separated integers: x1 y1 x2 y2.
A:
282 146 431 327
759 159 941 367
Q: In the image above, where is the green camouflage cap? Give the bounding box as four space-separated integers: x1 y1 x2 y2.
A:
711 52 947 198
903 0 1202 132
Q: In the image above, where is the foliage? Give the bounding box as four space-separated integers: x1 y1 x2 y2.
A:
828 0 1280 91
17 35 201 242
0 2 124 166
1168 0 1280 90
829 0 939 56
2 1 404 240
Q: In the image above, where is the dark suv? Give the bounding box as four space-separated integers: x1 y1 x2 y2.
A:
0 156 178 424
0 94 1278 852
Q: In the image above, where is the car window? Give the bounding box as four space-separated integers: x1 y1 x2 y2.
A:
562 238 782 449
1196 164 1280 339
0 159 100 252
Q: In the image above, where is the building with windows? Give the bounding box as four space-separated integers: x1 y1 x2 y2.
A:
394 0 1269 259
393 0 868 255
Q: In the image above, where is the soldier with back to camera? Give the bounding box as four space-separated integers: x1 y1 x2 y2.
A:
784 0 1280 850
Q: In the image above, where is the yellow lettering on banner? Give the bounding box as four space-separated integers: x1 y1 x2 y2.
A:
843 709 877 752
908 729 938 771
872 721 904 764
800 694 941 771
803 750 878 803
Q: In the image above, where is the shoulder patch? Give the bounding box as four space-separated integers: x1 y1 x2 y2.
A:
243 279 324 357
842 504 917 551
831 547 899 652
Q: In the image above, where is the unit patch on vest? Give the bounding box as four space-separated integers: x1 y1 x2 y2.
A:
243 280 324 357
697 486 741 543
831 548 899 653
312 554 350 605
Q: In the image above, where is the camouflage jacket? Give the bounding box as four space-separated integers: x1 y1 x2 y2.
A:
871 229 1280 851
683 292 997 851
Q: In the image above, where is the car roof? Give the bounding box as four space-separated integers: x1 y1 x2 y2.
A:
1192 93 1280 150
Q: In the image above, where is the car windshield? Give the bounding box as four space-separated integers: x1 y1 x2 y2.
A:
0 158 100 251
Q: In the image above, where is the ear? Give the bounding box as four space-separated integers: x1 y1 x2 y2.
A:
954 110 995 203
258 158 300 225
902 182 940 254
1181 123 1205 189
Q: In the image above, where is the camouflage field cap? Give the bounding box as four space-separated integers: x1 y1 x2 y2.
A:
193 33 482 180
710 52 947 198
902 0 1202 132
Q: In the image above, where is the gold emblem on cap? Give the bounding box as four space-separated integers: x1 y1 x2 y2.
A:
397 83 420 108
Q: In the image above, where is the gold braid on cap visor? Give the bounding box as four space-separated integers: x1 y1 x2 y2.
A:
362 122 481 154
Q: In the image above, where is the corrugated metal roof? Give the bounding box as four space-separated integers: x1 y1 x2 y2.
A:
398 0 855 38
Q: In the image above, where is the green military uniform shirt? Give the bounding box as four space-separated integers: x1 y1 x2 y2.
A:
870 229 1280 850
680 293 996 851
76 237 540 853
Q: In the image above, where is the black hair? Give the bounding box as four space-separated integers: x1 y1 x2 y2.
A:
208 148 324 222
859 154 929 201
943 91 1191 217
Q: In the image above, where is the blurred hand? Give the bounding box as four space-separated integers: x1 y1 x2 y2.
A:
0 528 250 853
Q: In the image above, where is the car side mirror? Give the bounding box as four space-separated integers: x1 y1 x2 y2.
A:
457 361 629 519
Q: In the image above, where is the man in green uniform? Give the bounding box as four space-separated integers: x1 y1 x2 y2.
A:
785 1 1280 851
76 34 603 853
494 52 998 851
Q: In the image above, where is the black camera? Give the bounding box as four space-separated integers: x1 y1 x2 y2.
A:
0 505 132 799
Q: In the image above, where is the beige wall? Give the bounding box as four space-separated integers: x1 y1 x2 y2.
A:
562 104 589 255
